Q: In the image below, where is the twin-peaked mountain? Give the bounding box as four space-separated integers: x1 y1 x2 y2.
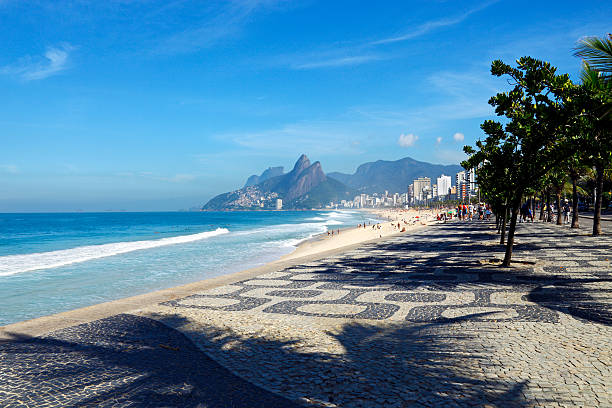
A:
203 155 355 210
202 154 463 210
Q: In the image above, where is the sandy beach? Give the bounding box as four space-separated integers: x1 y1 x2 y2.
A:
282 208 439 261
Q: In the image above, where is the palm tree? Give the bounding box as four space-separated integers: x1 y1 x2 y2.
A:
574 34 612 83
577 64 612 235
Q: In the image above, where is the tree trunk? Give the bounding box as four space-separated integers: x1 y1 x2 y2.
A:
571 175 580 228
539 191 545 221
556 191 562 226
503 202 520 267
500 206 508 245
593 163 604 236
546 192 552 222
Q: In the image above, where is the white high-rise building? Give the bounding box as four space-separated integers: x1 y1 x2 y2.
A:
437 174 452 199
413 177 431 202
466 168 477 198
456 170 469 201
456 171 466 188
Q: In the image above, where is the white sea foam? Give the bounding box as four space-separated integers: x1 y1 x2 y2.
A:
0 228 229 276
306 217 325 221
233 222 326 237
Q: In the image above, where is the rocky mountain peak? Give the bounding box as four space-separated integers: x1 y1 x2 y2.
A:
292 154 311 174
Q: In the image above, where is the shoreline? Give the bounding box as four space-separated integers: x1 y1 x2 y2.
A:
0 208 438 338
282 208 437 261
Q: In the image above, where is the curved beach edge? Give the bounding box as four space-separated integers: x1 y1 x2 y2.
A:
0 209 440 342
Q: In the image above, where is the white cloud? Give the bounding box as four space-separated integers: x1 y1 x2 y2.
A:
0 164 18 174
0 44 74 81
371 1 499 45
398 133 418 147
293 55 381 70
453 132 465 142
265 1 498 71
436 137 442 145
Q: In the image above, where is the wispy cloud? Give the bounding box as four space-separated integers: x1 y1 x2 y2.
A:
0 164 19 174
264 43 384 70
371 1 499 45
293 55 381 70
154 0 288 55
453 132 465 142
217 121 365 156
115 171 196 183
272 1 498 71
0 44 74 81
159 174 197 183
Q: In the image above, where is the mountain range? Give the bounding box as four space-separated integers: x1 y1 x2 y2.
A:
202 155 462 210
328 157 462 194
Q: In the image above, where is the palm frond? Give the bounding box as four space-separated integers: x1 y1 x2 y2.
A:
574 35 612 81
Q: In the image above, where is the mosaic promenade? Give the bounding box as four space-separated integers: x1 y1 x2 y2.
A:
1 221 611 407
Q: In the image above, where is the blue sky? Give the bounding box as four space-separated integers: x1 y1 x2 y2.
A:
1 0 610 211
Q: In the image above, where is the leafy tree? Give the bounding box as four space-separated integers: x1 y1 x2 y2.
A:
571 64 612 235
567 158 590 228
547 167 567 226
463 124 516 244
464 57 573 266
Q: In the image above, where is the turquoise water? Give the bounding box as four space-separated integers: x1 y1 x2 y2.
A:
0 210 376 326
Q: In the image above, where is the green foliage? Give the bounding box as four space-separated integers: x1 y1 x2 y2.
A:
574 34 612 83
464 57 575 265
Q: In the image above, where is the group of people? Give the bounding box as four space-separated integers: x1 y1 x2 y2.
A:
326 229 340 236
539 200 573 224
455 203 492 221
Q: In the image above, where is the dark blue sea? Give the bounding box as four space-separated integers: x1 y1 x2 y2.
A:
0 210 376 326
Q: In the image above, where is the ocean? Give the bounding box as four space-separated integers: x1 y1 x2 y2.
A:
0 210 377 326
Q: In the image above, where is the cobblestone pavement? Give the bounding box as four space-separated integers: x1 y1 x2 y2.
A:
143 221 611 407
1 221 610 407
0 314 300 407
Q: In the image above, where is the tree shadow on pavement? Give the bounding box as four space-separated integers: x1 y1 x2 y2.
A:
346 222 611 326
0 313 302 408
166 312 541 408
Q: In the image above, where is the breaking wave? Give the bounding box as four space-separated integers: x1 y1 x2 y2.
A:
0 228 229 276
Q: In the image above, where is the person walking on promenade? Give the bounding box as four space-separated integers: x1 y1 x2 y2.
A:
563 200 571 224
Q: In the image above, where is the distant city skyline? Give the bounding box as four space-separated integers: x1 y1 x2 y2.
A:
1 1 610 211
